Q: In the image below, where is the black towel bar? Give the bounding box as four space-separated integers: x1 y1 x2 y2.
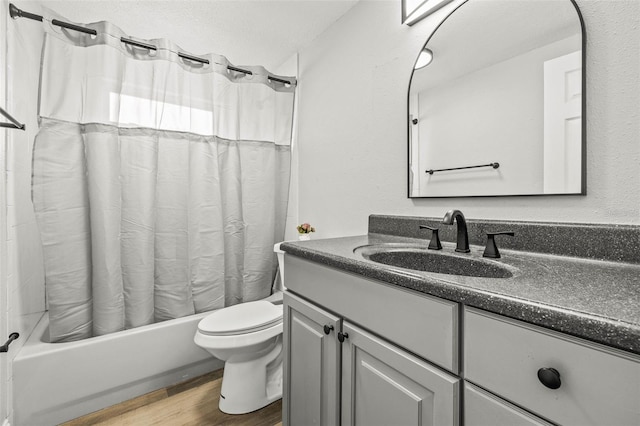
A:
0 332 19 353
426 162 499 175
0 106 25 130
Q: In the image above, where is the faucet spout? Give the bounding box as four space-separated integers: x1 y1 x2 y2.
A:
442 209 470 253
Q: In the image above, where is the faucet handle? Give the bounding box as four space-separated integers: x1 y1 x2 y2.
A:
483 231 515 259
419 225 442 250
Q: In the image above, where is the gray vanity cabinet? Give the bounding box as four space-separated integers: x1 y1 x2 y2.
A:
282 247 640 425
284 291 460 426
282 252 462 426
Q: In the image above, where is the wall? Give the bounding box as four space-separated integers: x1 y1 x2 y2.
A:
1 0 46 423
274 54 302 242
6 0 45 321
1 2 9 422
296 0 640 238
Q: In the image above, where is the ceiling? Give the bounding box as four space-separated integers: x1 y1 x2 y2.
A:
26 0 359 71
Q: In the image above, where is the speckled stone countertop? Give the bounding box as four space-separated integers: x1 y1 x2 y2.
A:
281 233 640 356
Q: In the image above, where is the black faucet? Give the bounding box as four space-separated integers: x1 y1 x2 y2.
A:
442 209 470 253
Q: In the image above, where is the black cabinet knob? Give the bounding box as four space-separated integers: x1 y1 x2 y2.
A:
338 331 349 343
537 367 561 389
323 325 334 335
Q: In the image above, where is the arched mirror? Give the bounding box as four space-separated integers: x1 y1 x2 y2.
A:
408 0 585 198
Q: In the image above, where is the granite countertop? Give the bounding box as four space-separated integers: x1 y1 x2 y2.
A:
281 233 640 356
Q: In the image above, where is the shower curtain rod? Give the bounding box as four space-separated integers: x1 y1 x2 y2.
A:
8 3 293 86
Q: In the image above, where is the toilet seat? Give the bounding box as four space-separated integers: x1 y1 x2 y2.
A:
198 300 283 336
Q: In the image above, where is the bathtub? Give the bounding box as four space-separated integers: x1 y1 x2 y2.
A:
13 311 223 425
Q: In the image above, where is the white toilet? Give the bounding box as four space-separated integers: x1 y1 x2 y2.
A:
194 243 286 414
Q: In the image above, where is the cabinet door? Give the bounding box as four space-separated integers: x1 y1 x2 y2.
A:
341 322 460 426
283 292 341 426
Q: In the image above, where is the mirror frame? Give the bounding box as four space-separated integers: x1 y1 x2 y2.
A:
407 0 587 199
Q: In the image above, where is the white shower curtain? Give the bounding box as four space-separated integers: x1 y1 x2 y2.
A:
31 11 295 343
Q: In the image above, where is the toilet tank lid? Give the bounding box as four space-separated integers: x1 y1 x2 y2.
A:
198 300 282 335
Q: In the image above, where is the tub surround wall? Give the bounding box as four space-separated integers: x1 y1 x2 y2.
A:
5 1 46 320
1 3 9 423
369 214 640 264
1 1 47 423
296 0 640 239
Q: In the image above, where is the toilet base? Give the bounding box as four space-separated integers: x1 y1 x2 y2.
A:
218 336 283 414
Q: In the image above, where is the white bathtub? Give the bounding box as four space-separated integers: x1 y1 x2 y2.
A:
13 311 223 426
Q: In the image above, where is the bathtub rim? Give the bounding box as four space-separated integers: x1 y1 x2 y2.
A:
17 309 214 358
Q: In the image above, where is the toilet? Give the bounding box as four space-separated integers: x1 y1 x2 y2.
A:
194 243 286 414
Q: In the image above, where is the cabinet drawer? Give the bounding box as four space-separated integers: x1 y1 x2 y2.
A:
465 382 552 426
285 255 458 372
464 307 640 426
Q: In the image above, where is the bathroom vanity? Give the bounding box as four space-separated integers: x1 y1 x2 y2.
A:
280 217 640 426
283 256 459 425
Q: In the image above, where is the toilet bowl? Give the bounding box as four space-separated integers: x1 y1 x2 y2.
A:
194 243 286 414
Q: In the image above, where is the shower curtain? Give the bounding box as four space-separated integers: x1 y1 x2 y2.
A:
31 12 295 343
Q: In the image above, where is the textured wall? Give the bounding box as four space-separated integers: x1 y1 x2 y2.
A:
1 2 47 423
1 2 8 422
296 0 640 238
6 0 46 322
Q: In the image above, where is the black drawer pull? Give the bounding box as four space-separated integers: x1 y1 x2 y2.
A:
323 325 334 335
0 332 19 353
537 367 561 389
338 332 349 343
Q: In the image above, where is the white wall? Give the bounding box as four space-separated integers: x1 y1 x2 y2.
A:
1 0 46 423
6 0 46 319
296 0 640 238
1 3 9 422
274 54 302 242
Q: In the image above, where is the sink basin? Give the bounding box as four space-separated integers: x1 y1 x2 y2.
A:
354 244 513 278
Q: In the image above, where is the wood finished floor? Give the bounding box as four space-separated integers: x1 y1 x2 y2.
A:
62 369 282 426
